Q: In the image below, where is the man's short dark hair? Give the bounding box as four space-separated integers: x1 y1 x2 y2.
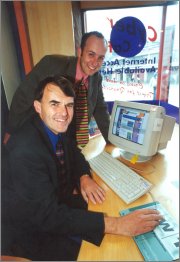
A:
80 31 107 50
35 75 75 101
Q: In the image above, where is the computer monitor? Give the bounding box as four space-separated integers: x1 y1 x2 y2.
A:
108 101 176 162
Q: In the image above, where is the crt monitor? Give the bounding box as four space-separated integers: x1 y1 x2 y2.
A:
108 101 176 162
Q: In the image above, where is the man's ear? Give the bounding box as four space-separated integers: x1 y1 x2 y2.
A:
77 47 82 58
34 100 41 114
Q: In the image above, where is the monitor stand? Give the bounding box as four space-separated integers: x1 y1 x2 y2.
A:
120 150 152 163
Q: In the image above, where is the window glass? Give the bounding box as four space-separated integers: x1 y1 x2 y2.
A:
163 3 179 107
84 4 179 107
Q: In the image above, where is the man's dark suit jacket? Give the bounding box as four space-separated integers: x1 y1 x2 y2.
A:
2 115 105 261
7 55 110 142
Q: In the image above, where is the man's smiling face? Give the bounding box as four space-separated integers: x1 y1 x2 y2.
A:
34 83 74 134
78 35 107 76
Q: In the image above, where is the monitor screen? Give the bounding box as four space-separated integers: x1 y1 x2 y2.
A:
108 101 175 162
112 106 149 146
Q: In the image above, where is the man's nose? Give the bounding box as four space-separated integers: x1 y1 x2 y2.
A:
60 105 68 115
91 57 99 67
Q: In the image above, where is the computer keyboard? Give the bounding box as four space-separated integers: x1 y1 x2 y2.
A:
88 151 153 204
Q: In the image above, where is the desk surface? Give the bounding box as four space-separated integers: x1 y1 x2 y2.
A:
78 123 179 261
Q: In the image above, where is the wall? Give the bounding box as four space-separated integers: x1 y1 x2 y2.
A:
25 1 75 65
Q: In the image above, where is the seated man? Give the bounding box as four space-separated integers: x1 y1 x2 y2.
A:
2 75 163 261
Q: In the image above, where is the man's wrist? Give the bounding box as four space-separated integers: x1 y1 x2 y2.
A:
104 216 118 234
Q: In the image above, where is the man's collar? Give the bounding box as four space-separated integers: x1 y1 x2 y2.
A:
75 58 88 82
41 121 60 152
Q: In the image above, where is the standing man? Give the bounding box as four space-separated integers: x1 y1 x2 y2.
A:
5 31 110 147
2 75 163 261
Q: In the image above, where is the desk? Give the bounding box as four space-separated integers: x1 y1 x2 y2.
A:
78 123 179 261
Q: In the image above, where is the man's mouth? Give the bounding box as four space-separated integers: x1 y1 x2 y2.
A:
54 118 67 124
88 65 97 71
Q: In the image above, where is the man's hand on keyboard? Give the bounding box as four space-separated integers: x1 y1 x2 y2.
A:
104 208 163 236
80 175 106 205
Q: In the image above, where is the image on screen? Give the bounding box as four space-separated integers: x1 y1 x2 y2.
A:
112 106 149 145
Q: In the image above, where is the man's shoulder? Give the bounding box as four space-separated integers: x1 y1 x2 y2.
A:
7 117 42 149
40 54 76 64
35 54 77 76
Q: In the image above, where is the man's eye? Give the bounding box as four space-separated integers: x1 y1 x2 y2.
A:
51 103 58 107
67 103 74 108
98 57 105 62
88 52 94 57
